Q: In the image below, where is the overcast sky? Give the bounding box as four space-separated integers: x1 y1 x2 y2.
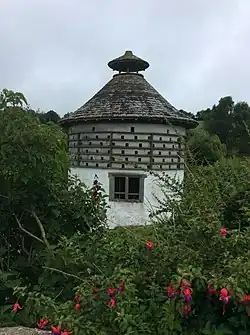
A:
1 0 250 116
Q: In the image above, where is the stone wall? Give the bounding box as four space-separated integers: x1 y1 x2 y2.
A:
0 327 50 335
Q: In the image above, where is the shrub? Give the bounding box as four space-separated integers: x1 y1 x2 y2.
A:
8 158 250 334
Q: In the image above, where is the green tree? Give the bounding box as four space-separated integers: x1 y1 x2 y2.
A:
200 97 250 156
187 125 226 165
0 89 107 284
204 96 234 147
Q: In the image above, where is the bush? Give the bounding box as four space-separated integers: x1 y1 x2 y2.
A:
7 158 250 334
0 89 107 323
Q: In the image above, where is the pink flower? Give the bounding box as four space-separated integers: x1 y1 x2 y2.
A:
183 287 193 303
107 288 116 296
146 241 154 249
219 288 230 315
238 294 250 304
220 227 227 237
74 295 80 302
118 281 125 292
51 326 61 335
12 301 21 312
108 298 116 308
75 303 81 312
167 284 176 299
183 304 191 316
37 318 49 329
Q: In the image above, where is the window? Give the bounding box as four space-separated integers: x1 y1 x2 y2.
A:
92 127 95 132
109 174 146 202
131 127 135 133
134 135 138 140
121 135 124 139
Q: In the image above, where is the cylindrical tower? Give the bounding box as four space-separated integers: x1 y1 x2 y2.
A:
60 51 197 228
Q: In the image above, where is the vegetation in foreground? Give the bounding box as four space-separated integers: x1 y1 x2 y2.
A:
0 89 250 334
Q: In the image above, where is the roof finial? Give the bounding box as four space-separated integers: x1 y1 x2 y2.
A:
108 50 149 73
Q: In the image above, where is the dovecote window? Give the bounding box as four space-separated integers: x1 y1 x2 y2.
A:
109 173 146 202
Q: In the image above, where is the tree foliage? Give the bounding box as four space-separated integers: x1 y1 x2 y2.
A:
187 124 226 165
0 89 107 301
196 96 250 157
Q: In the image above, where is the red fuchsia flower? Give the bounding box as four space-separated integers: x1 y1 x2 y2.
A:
207 284 217 296
219 288 230 315
242 295 250 304
12 301 21 312
108 298 116 308
220 227 227 237
183 304 192 317
62 330 73 335
238 295 250 304
177 280 191 294
107 288 116 296
74 295 80 302
37 318 49 329
167 284 176 299
146 241 154 249
183 287 193 303
51 325 61 335
118 281 125 292
75 303 81 312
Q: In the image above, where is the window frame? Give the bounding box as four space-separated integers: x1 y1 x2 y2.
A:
109 173 146 203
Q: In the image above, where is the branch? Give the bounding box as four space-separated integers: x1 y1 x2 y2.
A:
15 215 44 244
43 266 86 283
21 236 30 257
31 211 50 249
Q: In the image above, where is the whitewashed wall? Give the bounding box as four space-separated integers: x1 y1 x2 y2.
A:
71 167 184 228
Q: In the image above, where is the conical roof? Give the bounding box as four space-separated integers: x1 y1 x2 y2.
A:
60 51 197 128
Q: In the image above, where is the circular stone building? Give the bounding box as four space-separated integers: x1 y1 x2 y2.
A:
60 50 197 228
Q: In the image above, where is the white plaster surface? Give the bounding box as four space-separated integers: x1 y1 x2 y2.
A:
71 167 184 228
